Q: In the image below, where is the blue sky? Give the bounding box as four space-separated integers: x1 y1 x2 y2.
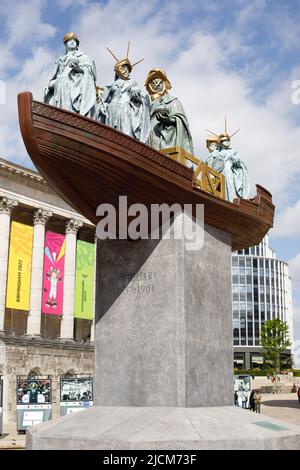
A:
0 0 299 349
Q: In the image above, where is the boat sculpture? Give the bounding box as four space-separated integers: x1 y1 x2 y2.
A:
18 92 274 251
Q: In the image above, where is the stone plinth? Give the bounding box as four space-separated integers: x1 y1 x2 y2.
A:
27 405 300 450
26 219 300 450
95 223 233 407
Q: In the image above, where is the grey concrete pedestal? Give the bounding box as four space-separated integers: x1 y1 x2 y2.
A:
26 221 300 449
95 224 233 408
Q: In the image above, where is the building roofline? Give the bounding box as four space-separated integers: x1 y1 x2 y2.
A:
0 156 47 183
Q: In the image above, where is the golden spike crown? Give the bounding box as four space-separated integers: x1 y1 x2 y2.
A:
106 42 144 80
205 134 219 144
63 32 80 45
218 133 231 143
205 117 240 144
144 68 172 98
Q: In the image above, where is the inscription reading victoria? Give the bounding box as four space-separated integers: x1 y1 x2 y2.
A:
116 271 156 296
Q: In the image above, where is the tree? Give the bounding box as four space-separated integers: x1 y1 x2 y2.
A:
260 319 291 390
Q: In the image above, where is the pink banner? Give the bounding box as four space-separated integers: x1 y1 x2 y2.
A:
42 231 65 315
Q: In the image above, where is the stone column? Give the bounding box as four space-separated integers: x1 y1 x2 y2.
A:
60 219 82 340
0 197 18 333
26 209 52 336
90 234 97 343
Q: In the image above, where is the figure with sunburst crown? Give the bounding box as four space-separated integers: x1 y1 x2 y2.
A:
206 118 250 202
44 32 97 118
101 42 150 142
144 68 194 155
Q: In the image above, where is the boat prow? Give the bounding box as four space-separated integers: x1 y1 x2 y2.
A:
18 92 275 251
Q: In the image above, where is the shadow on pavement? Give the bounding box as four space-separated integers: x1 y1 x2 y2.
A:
262 399 300 409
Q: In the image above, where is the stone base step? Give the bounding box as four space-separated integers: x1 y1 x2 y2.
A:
27 405 300 450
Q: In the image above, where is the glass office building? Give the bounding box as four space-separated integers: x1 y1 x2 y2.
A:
232 235 293 370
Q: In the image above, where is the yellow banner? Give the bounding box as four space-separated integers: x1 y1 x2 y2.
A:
6 221 33 310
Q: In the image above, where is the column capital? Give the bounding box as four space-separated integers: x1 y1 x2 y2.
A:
33 208 53 225
0 197 18 215
65 218 83 235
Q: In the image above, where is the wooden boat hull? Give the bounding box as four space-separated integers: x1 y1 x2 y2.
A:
18 92 275 251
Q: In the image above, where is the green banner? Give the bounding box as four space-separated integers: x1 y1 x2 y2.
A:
74 240 95 320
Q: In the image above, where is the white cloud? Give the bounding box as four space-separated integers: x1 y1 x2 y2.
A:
0 0 57 165
54 0 88 9
4 0 56 48
235 0 267 29
273 200 300 238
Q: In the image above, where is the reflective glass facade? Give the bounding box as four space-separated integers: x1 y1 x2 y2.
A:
232 236 293 367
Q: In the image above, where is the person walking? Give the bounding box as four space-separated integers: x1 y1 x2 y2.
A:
297 387 300 404
255 390 262 413
234 391 239 407
249 390 255 412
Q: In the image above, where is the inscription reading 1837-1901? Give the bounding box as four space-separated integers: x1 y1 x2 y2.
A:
116 271 156 296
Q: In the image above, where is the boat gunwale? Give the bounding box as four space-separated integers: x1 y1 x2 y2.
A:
31 96 274 220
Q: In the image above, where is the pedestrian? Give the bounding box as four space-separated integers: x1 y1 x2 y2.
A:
255 390 261 413
297 387 300 404
234 391 239 407
249 390 255 412
241 390 248 409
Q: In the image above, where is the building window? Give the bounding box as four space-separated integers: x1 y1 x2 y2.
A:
251 354 264 369
74 319 92 342
4 309 28 335
41 315 61 339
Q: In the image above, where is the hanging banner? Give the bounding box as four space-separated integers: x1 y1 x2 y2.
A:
42 231 65 315
74 240 95 320
6 222 33 310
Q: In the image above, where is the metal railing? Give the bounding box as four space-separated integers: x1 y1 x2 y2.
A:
160 146 226 200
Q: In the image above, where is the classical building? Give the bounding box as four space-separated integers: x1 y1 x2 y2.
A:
232 236 293 370
0 157 94 425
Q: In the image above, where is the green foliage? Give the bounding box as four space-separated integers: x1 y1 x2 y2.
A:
233 369 271 376
260 319 291 373
293 370 300 377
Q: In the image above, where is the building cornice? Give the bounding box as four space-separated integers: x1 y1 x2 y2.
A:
0 332 94 352
0 157 52 194
0 186 94 226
